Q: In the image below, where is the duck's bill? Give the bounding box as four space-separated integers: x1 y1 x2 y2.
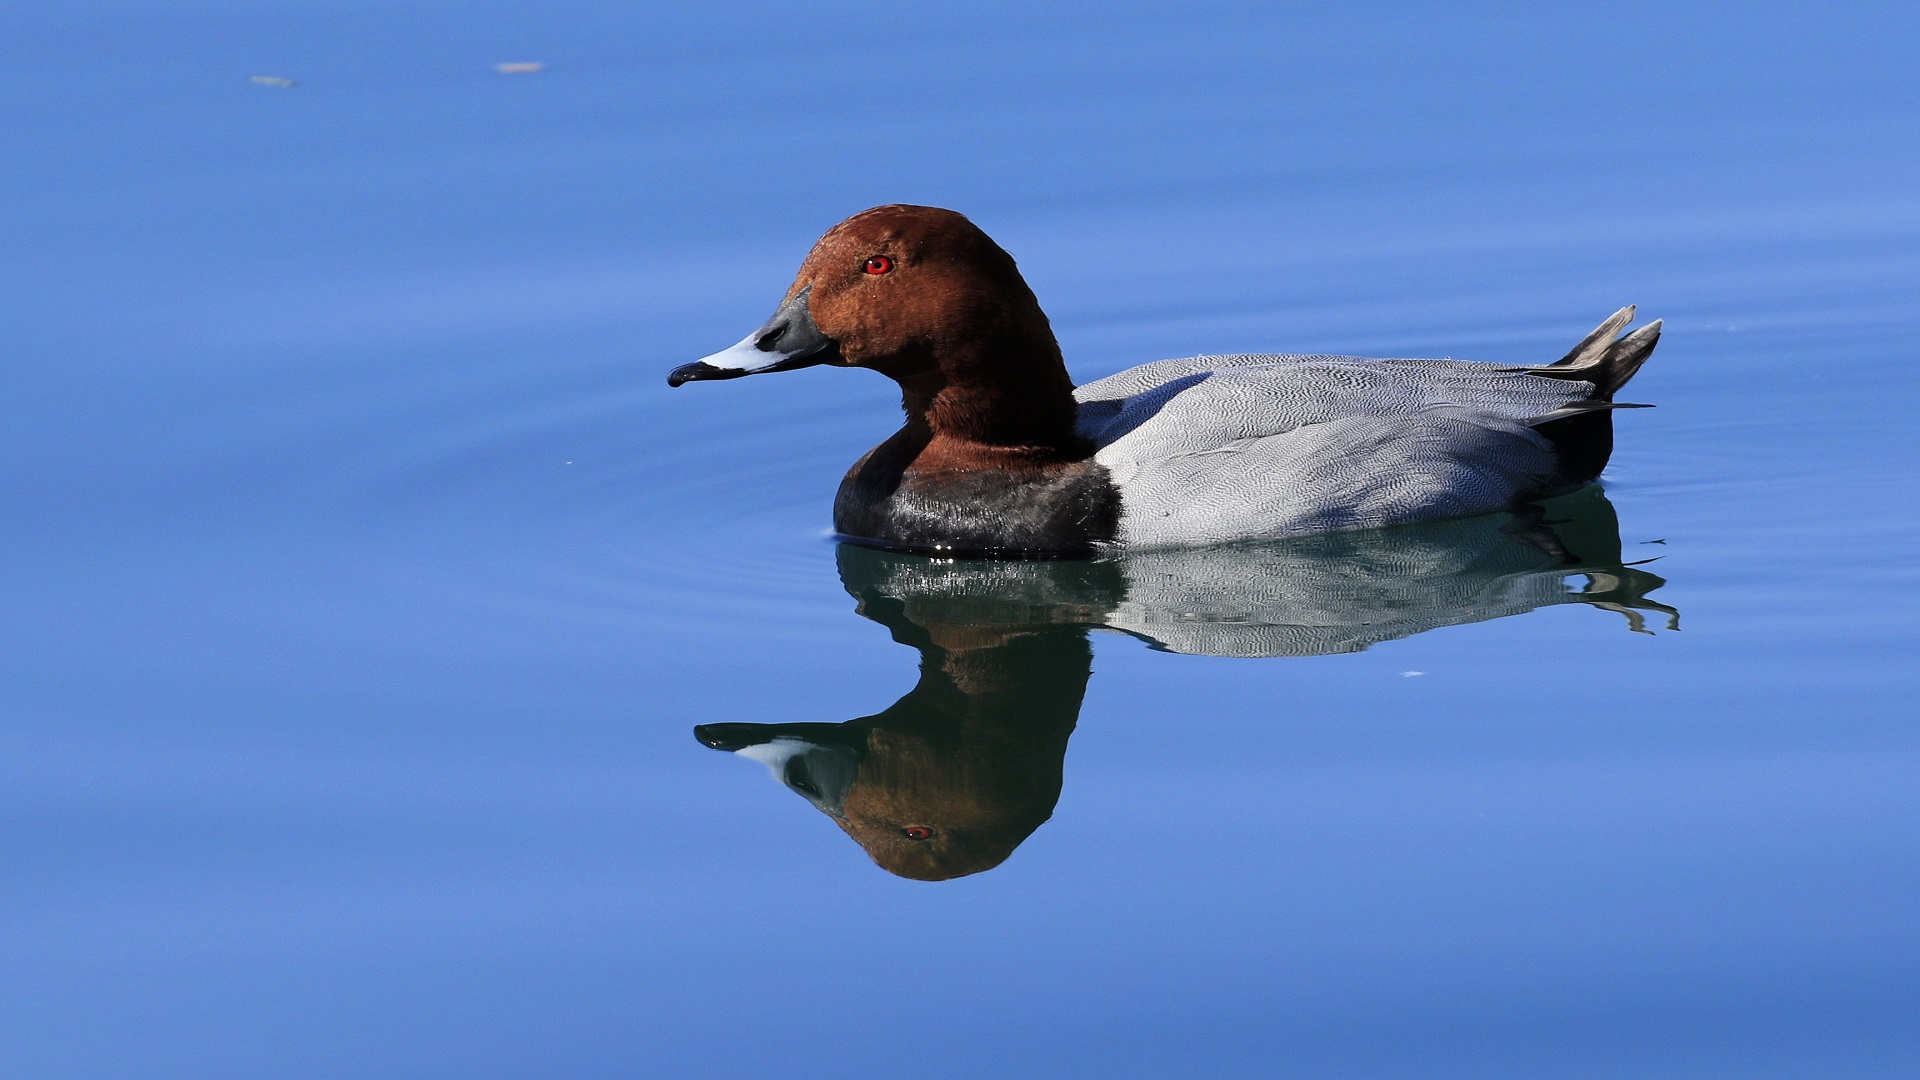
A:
668 285 840 386
667 333 829 385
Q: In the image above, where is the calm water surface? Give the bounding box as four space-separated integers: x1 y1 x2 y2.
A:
4 3 1918 1077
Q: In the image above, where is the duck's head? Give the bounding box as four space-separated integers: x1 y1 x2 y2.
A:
694 717 1067 883
669 205 1071 411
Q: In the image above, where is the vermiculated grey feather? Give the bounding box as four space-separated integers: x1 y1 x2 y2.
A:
1072 310 1659 548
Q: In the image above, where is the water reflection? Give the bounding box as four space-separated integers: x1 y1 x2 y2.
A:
695 488 1676 880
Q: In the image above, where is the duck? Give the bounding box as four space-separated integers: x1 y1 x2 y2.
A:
668 205 1661 556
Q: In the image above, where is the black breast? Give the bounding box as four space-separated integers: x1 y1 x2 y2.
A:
834 456 1119 557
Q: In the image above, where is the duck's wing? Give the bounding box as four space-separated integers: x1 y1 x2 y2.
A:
1072 309 1662 448
1074 353 1594 456
1069 311 1662 547
1075 355 1605 547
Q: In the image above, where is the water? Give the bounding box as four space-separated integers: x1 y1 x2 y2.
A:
3 2 1917 1076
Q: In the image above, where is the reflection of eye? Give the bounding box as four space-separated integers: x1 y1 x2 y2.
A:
863 255 893 275
901 825 934 840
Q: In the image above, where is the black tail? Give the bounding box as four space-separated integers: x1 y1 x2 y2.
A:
1525 307 1663 488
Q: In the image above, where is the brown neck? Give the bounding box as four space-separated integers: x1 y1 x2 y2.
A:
893 326 1086 467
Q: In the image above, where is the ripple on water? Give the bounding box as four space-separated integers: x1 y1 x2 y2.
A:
294 362 886 634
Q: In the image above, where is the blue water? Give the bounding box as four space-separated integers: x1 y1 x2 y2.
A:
4 3 1918 1077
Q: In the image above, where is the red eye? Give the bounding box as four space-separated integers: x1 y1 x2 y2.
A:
863 255 893 275
901 825 934 840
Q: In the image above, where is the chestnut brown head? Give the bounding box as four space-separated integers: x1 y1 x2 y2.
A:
668 205 1067 396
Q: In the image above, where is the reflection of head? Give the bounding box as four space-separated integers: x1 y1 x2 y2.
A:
697 630 1088 881
838 726 1055 881
838 635 1087 880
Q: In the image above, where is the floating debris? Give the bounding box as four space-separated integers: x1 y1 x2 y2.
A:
1400 670 1426 678
494 62 544 74
248 75 297 88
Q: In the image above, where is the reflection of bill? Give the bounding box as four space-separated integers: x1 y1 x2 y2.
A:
696 487 1676 880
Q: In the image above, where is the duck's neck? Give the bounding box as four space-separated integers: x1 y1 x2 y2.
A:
894 327 1087 469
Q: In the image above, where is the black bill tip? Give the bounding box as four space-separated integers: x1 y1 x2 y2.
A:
694 723 763 751
667 361 748 388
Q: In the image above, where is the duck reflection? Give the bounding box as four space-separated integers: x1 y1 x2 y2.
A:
695 487 1675 880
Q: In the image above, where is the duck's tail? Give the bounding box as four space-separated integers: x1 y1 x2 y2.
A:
1520 307 1662 490
1532 305 1663 400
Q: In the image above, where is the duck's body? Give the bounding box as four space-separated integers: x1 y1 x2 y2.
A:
670 205 1660 556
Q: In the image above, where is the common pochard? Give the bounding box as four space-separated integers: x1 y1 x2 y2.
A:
669 205 1661 556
